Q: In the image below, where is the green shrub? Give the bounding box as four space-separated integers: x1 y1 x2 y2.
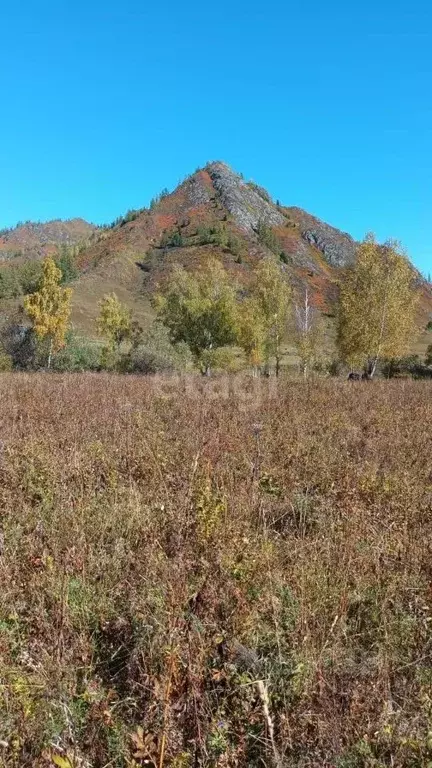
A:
382 355 432 379
127 345 179 374
327 358 344 376
197 223 228 248
0 324 36 369
200 345 241 373
55 246 78 283
125 323 192 374
256 220 281 255
19 261 44 293
0 268 21 299
227 234 245 259
160 228 184 248
0 349 12 371
51 333 102 372
0 261 42 299
0 248 78 301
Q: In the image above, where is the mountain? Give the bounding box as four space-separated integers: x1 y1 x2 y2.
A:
1 162 431 358
62 162 353 333
0 218 96 262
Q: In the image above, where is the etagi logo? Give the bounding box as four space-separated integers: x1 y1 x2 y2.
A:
150 373 279 408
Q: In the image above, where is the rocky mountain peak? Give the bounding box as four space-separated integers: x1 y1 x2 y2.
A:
205 161 286 233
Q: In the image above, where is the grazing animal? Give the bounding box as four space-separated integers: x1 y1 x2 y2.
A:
348 371 373 381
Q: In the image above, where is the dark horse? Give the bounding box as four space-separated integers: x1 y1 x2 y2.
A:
348 371 372 381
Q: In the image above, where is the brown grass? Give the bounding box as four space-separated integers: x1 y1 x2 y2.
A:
0 374 431 767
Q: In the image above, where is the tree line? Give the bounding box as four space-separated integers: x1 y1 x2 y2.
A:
1 233 429 377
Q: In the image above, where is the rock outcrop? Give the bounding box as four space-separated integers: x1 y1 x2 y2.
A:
206 161 285 233
288 207 357 267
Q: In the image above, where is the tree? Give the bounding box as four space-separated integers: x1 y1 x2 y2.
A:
196 223 228 248
160 228 184 248
236 297 265 373
97 293 132 353
18 260 43 294
227 233 245 260
55 244 78 283
256 220 281 255
337 235 419 377
251 256 292 376
426 344 432 367
155 259 238 375
23 257 72 368
0 267 21 299
0 322 37 370
127 322 192 374
293 287 323 378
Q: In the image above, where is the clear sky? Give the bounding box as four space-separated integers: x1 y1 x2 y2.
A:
1 0 431 273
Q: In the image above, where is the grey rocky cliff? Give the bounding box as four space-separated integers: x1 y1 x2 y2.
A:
184 173 213 206
206 161 285 233
289 207 357 267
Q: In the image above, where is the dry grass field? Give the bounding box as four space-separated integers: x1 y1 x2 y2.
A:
0 374 431 767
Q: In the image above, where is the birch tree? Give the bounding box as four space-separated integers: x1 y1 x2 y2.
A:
337 235 419 377
252 257 291 376
97 293 132 351
294 287 323 378
236 296 266 374
155 259 238 375
24 257 72 368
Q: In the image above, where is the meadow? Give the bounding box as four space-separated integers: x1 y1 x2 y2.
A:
0 374 431 767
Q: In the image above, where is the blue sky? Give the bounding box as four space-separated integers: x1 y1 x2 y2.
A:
0 0 431 273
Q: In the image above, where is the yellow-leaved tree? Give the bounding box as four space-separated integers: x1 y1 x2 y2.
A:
337 234 419 377
251 256 291 376
293 287 324 379
97 293 132 368
97 293 131 350
24 256 72 368
236 296 266 374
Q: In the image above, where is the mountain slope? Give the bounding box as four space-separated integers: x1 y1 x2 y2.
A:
65 163 338 333
0 218 97 262
1 162 431 357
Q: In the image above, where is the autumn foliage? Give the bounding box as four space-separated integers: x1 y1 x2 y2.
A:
0 374 431 767
23 257 72 368
337 236 419 375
